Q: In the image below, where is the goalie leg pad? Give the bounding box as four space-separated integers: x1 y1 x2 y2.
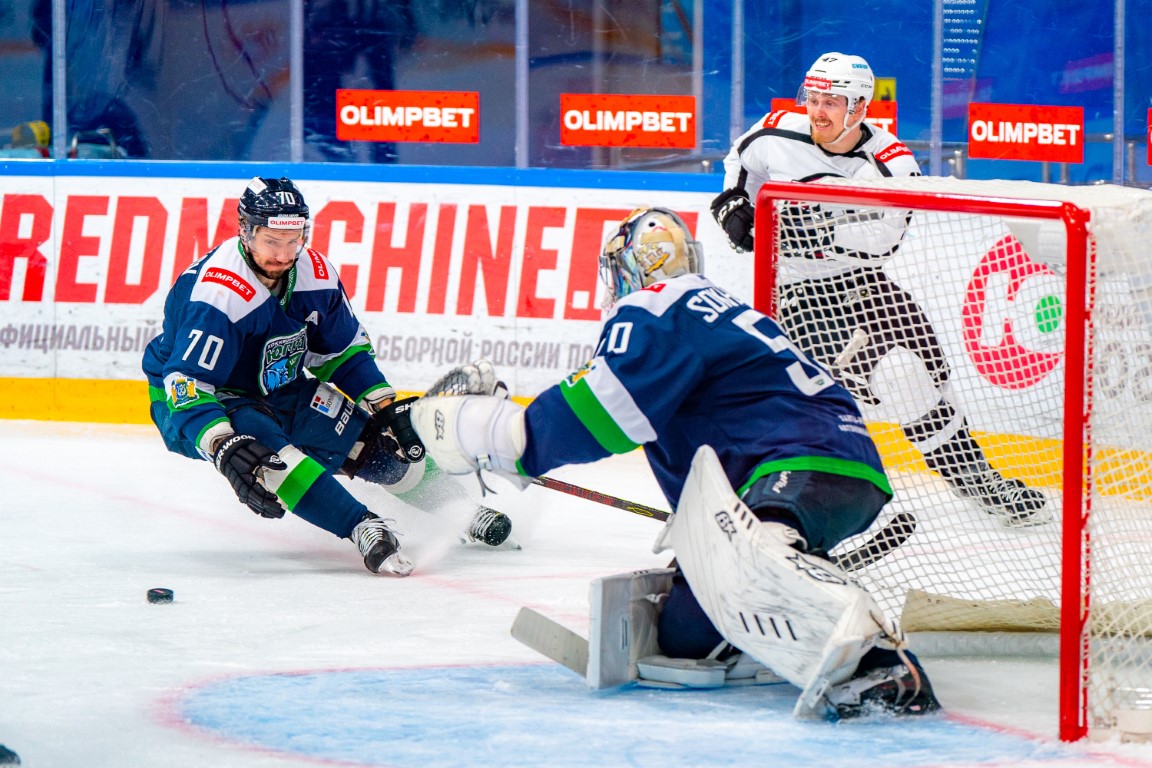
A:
656 445 897 704
410 395 526 477
587 568 674 689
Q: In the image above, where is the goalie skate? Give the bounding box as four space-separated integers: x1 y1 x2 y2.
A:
821 648 942 719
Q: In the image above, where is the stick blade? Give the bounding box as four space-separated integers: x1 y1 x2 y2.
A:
511 607 589 678
834 511 918 573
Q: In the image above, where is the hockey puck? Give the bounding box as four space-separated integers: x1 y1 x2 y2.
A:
147 588 174 604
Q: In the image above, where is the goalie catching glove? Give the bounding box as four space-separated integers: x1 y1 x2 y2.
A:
409 395 527 482
710 187 755 253
213 433 288 518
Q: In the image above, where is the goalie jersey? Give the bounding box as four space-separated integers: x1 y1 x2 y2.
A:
519 274 891 508
142 236 388 458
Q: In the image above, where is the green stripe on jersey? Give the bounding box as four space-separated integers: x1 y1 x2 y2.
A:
559 378 641 455
737 456 893 497
308 343 373 382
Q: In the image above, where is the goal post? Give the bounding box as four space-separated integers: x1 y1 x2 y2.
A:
752 177 1152 742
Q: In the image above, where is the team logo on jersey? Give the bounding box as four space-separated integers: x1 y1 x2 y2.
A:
564 360 595 388
962 235 1063 389
260 329 308 394
203 268 256 301
170 376 199 408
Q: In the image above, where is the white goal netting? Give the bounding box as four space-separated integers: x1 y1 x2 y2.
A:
757 176 1152 739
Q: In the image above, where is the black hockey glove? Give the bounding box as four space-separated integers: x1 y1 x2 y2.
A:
378 396 426 463
213 434 288 519
710 187 755 253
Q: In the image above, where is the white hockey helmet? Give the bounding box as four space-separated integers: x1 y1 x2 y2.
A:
798 52 875 113
600 207 703 307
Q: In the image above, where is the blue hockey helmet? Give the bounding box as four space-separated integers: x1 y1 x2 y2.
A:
238 176 310 239
600 207 703 307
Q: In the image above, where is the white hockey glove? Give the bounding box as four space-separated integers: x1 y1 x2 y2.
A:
409 395 527 480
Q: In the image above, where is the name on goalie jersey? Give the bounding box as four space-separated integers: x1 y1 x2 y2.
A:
686 287 743 323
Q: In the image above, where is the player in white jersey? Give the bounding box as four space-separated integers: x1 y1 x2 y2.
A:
710 52 1049 527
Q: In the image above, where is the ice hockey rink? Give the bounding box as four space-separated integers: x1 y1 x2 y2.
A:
4 419 1152 768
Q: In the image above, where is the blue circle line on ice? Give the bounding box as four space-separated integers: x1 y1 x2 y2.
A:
175 663 1080 768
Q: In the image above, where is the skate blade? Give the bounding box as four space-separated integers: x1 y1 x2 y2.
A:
990 506 1055 529
380 552 415 577
459 534 522 551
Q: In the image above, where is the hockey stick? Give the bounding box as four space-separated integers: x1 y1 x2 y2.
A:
511 606 589 677
531 476 916 573
531 476 669 521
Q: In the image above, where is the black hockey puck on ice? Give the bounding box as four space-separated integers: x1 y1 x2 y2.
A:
147 588 174 604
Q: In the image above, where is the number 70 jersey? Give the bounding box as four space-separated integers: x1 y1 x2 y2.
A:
519 274 891 509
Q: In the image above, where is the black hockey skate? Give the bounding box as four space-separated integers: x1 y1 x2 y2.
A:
464 506 514 547
350 512 413 576
917 425 1051 528
945 470 1051 528
825 648 942 719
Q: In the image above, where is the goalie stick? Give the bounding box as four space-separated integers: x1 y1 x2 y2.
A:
531 476 917 574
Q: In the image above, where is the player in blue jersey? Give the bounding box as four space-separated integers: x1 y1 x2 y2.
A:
142 177 512 576
410 207 941 718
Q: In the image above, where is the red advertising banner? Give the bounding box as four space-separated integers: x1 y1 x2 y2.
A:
336 90 480 143
1147 109 1151 165
769 98 898 135
559 93 695 148
967 103 1084 163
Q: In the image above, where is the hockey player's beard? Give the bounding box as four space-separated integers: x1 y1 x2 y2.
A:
252 260 293 282
241 242 296 287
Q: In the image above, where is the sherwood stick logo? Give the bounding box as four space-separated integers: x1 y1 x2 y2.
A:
961 234 1064 389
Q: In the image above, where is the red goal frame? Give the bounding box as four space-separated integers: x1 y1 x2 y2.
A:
753 181 1093 742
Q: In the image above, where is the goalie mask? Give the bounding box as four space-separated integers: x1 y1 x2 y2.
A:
797 52 874 137
238 176 311 249
600 207 703 307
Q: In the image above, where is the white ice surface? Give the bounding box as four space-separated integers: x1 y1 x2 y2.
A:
2 420 1152 767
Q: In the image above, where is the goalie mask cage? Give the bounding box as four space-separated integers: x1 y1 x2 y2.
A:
753 177 1152 742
